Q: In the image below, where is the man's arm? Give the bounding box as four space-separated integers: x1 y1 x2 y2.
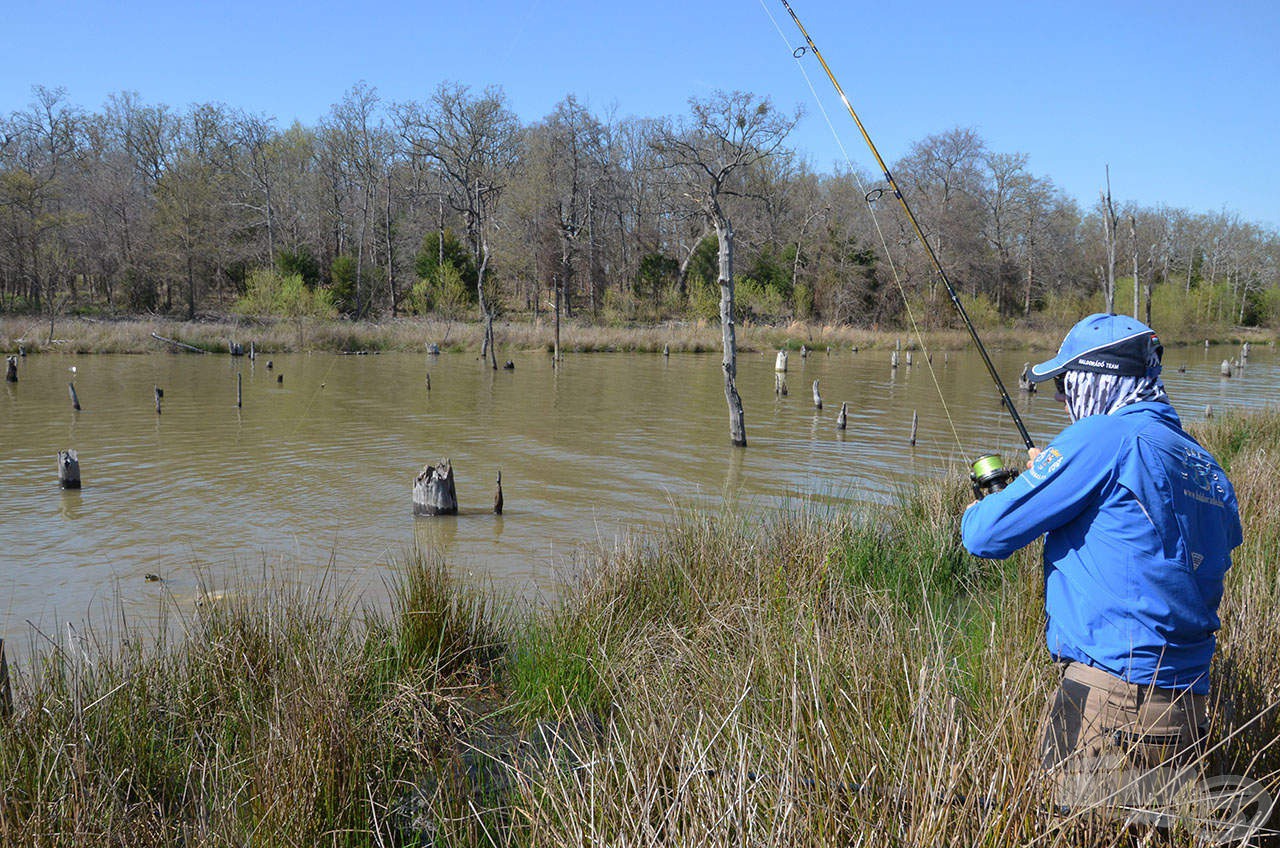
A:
962 421 1116 559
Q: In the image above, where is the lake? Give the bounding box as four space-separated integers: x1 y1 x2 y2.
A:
0 339 1270 651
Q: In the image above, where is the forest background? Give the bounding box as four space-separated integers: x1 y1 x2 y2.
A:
2 82 1277 341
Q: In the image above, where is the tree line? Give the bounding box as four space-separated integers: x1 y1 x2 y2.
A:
2 83 1277 333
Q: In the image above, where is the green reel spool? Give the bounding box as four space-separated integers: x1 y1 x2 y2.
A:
970 453 1018 499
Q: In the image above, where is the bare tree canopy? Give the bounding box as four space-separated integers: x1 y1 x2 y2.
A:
0 82 1276 337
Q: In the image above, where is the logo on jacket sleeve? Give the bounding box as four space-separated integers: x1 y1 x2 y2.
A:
1026 447 1064 483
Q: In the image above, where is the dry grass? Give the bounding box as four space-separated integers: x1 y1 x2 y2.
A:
7 314 1268 358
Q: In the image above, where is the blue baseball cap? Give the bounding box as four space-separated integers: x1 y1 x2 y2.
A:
1028 313 1162 382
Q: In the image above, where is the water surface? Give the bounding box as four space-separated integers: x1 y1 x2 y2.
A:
0 341 1270 650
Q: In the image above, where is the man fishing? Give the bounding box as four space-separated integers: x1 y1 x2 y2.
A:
961 313 1241 807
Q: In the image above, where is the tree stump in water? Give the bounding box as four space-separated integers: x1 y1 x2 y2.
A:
414 459 458 516
1019 363 1036 393
4 356 15 382
58 449 81 489
812 379 822 410
775 350 787 372
68 382 81 411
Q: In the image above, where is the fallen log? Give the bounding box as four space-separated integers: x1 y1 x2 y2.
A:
150 332 210 354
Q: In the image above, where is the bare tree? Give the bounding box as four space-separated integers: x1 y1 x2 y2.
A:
655 91 797 446
397 83 519 368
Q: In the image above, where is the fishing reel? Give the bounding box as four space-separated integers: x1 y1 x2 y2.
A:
970 453 1018 500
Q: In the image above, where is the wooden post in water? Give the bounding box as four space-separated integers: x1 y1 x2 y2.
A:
663 344 670 358
493 470 504 514
890 351 899 369
905 351 913 367
800 345 808 359
1019 363 1036 393
0 638 11 720
775 350 788 372
68 382 81 411
812 379 822 410
154 386 163 415
910 410 919 446
413 459 458 516
1206 405 1214 418
277 374 283 384
836 402 848 430
237 373 243 407
249 341 256 361
1220 360 1232 377
4 356 15 382
774 373 788 396
58 449 81 489
425 373 431 391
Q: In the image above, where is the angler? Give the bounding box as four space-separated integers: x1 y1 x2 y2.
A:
962 314 1242 810
773 2 1256 829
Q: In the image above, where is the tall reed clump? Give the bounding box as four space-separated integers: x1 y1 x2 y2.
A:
0 551 505 847
1192 412 1280 783
481 491 1062 847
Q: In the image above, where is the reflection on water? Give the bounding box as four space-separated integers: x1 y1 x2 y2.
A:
0 341 1273 649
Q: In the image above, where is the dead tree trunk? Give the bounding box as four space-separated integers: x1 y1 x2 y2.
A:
5 356 16 382
413 459 458 516
58 449 81 489
714 209 746 447
1101 168 1118 314
1130 215 1140 320
0 638 11 720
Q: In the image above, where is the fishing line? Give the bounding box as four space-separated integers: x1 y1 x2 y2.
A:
757 0 967 455
762 0 1037 455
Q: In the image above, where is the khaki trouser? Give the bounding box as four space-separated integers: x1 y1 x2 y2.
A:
1039 661 1208 812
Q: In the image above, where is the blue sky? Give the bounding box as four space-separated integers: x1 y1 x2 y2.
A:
5 0 1278 227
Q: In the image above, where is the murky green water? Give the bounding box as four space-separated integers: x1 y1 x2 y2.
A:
0 340 1270 650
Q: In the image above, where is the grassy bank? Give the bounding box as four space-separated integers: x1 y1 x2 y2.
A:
3 314 1273 358
3 413 1279 845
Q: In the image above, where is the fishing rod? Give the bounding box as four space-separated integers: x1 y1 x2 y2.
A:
776 0 1035 490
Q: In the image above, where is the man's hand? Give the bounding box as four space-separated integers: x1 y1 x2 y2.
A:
1026 447 1041 470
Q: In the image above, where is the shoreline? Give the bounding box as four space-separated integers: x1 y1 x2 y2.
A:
2 314 1274 357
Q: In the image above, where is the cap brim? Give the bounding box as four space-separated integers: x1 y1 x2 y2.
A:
1027 358 1066 382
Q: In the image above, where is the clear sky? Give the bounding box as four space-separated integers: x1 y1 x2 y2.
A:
5 0 1278 228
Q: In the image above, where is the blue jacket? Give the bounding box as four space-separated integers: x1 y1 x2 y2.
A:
962 402 1240 693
